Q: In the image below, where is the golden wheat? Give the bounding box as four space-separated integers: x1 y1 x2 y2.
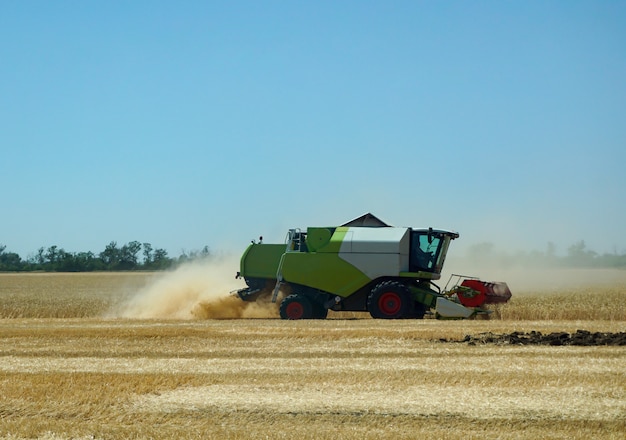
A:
0 272 625 439
0 272 153 318
1 272 625 321
495 286 626 320
0 319 624 439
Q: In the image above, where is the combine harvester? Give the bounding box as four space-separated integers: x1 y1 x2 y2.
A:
235 214 511 319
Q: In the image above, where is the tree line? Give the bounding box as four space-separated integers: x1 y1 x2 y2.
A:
0 241 211 272
1 239 625 273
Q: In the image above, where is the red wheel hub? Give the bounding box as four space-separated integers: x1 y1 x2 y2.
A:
378 292 402 315
285 301 304 319
458 279 488 307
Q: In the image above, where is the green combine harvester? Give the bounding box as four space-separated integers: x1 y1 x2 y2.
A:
235 214 511 319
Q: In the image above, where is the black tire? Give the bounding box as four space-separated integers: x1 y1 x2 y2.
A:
407 302 427 319
279 294 313 320
311 302 329 319
367 281 412 319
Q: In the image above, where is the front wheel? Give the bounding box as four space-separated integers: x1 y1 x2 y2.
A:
367 281 412 319
279 294 313 320
406 302 427 319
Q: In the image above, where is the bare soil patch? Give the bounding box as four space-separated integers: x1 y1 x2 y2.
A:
458 330 626 346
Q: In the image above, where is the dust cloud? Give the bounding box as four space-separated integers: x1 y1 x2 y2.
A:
443 258 626 293
108 257 281 319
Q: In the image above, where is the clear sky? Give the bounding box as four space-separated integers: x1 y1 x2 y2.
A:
1 1 625 259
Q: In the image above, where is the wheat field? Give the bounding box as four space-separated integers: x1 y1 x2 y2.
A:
1 270 625 439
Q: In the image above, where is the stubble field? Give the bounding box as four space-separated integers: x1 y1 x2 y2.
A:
1 268 625 439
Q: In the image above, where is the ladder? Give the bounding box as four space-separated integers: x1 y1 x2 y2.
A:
271 229 300 303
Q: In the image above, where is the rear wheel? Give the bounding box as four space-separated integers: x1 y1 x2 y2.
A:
367 281 412 319
279 294 313 320
311 302 329 319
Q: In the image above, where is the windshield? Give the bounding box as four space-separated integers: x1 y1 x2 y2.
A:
409 230 454 273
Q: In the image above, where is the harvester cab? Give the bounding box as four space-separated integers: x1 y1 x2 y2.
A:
410 228 458 274
235 214 512 320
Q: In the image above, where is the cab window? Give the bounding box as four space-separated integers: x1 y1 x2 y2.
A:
410 232 441 272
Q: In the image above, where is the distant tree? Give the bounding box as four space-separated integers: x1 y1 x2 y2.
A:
200 245 210 258
45 246 60 266
36 247 45 265
55 248 72 271
178 245 211 264
119 241 142 270
63 251 99 272
595 251 626 268
0 250 23 271
151 248 172 270
99 241 120 269
142 243 153 266
567 240 597 267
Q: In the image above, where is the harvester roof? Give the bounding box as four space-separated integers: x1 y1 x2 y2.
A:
340 213 458 238
341 213 391 227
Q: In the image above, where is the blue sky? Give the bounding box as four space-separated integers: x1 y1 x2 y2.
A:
1 1 625 259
